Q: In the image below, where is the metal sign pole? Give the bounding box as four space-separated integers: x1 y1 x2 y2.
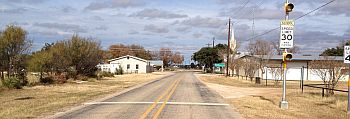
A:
280 0 289 109
344 46 350 113
348 64 350 114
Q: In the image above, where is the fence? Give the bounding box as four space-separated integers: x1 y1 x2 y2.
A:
302 84 348 97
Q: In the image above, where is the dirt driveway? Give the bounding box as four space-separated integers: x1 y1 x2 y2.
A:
202 82 280 99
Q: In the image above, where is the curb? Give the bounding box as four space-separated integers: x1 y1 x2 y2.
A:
41 72 175 119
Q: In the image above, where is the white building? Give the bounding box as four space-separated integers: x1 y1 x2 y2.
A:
234 54 347 81
97 55 163 74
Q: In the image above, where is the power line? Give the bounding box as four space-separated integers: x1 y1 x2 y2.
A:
233 0 265 25
232 0 251 19
294 0 335 21
109 48 199 52
245 0 336 41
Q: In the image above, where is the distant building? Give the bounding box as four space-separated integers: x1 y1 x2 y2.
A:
97 55 163 74
234 54 347 81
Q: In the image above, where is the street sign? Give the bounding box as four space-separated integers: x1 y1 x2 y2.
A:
214 63 225 67
279 20 294 49
344 46 350 63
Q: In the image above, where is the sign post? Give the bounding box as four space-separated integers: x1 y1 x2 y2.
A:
279 0 294 109
344 46 350 114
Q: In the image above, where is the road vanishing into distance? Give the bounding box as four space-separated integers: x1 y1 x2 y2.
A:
54 72 242 119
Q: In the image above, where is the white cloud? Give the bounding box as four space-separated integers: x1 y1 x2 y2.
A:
84 0 145 11
316 0 350 17
33 22 87 33
178 16 225 28
143 24 169 33
130 8 188 19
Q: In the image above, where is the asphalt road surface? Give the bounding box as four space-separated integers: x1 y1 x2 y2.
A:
54 71 242 119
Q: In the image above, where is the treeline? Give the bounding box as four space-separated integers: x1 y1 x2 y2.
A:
0 25 103 88
0 25 184 89
28 35 103 82
105 45 184 67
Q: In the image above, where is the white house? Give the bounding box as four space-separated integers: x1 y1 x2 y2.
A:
97 55 163 74
234 54 347 81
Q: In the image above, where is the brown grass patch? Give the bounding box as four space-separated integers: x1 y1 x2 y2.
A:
0 72 170 119
196 73 349 119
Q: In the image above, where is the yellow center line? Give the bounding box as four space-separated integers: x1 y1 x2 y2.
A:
152 79 181 119
139 79 179 119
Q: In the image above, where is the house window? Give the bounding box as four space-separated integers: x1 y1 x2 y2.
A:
127 64 130 69
136 64 139 69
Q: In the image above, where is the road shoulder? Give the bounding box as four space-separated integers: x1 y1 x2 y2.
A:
194 73 245 119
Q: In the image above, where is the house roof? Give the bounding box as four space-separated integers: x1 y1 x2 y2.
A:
237 54 343 61
149 60 163 66
108 55 148 63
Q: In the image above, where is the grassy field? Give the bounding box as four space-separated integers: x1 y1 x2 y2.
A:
0 72 170 119
197 74 349 119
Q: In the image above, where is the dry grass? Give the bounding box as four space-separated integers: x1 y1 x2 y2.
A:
0 72 169 119
196 73 350 119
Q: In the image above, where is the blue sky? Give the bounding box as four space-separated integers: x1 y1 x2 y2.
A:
1 0 349 63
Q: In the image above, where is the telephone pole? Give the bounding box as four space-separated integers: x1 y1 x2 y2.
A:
212 37 215 48
226 18 231 77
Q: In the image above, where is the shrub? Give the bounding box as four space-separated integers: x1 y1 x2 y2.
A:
3 77 22 89
115 66 124 75
54 74 67 84
40 77 54 84
100 71 114 77
67 67 77 79
76 75 89 81
205 68 212 73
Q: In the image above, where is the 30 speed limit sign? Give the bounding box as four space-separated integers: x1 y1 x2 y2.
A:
344 46 350 63
279 20 294 49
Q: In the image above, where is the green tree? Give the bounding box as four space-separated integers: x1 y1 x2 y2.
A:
64 34 103 77
29 35 103 80
28 48 53 80
192 47 222 72
321 40 350 56
0 25 31 85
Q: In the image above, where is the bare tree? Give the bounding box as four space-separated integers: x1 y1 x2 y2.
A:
159 48 173 67
272 41 300 55
172 52 184 65
239 56 259 81
247 40 273 83
107 44 151 60
268 63 282 85
309 56 346 96
229 42 239 76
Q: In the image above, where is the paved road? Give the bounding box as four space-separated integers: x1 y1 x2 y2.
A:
54 71 242 119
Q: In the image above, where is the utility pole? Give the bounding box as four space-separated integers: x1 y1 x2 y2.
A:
212 37 215 48
226 18 231 77
252 7 255 41
205 43 211 47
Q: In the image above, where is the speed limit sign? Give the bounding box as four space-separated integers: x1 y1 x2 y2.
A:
279 20 294 49
344 46 350 63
